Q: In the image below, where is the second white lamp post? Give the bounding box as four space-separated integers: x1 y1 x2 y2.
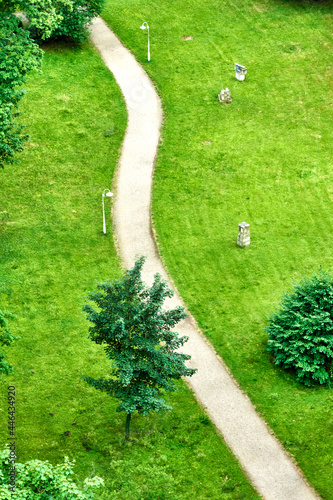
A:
102 189 113 235
140 22 150 62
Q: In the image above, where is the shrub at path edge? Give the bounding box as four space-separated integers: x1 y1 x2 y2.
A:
4 0 105 43
266 271 333 386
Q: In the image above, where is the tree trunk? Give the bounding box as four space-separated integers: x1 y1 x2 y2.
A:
125 413 132 440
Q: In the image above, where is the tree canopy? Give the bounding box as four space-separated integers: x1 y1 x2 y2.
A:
2 0 105 42
83 256 196 438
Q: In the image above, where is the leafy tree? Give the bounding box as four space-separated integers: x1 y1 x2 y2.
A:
0 447 104 499
18 0 73 41
83 256 196 439
6 0 105 43
266 270 333 386
49 0 105 43
0 13 42 167
1 0 16 13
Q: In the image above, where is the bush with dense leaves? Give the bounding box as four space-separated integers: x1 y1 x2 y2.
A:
266 271 333 386
51 0 105 42
0 447 104 499
16 0 105 42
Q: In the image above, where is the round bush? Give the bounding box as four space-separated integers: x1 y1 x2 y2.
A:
265 271 333 386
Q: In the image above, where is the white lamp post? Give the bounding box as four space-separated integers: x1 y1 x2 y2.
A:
102 189 113 234
140 22 150 62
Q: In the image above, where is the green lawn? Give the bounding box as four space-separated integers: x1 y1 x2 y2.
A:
0 40 260 499
102 0 333 498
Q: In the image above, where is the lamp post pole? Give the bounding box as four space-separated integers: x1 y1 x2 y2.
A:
102 189 113 235
140 22 150 62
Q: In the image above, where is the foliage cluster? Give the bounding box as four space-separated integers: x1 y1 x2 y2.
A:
266 271 333 386
20 0 105 43
0 13 42 167
83 257 196 437
0 448 103 499
2 0 105 43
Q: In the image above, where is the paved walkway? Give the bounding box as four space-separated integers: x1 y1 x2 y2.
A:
90 17 319 500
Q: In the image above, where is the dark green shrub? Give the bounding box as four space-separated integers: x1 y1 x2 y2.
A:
51 0 105 42
265 271 333 386
20 0 105 43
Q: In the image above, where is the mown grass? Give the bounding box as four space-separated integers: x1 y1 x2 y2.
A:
102 0 333 498
0 39 260 498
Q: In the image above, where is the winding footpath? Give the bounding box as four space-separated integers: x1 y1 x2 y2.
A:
90 17 319 500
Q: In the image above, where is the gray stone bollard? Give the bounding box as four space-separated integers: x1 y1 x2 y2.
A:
237 222 250 247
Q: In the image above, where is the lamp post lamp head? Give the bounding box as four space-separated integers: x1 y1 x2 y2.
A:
103 189 113 198
140 22 148 30
102 189 113 234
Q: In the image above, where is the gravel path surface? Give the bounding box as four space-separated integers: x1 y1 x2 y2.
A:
90 16 319 500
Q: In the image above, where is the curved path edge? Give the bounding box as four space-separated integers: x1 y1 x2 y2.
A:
90 17 319 500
